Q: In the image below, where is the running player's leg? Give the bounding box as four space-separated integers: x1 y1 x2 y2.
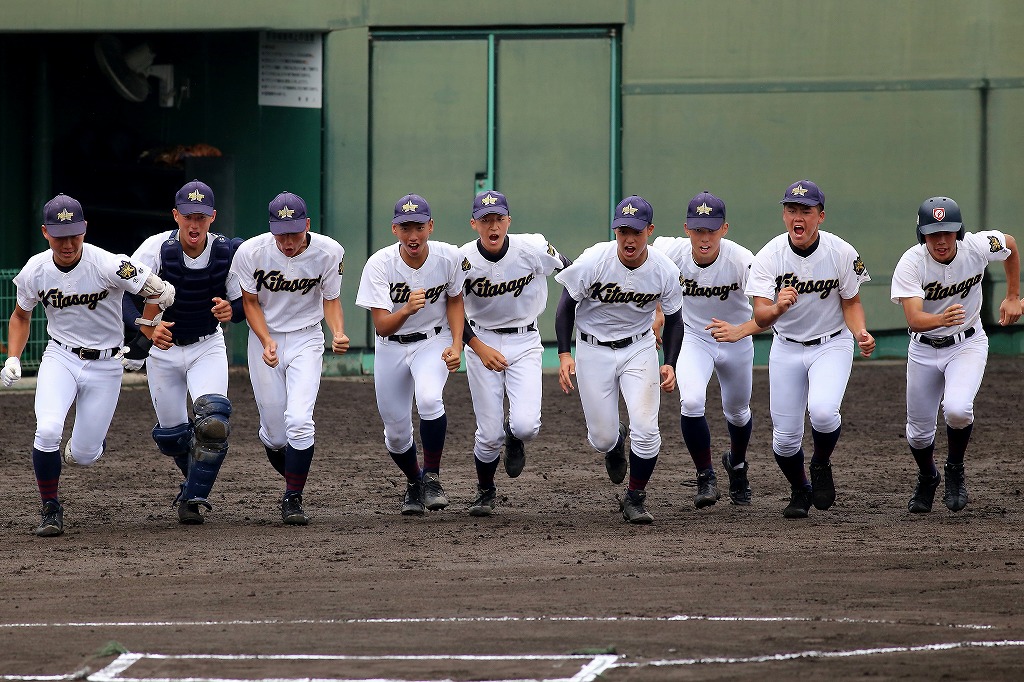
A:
66 357 123 464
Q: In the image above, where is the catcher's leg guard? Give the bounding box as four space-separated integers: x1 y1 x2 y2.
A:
182 394 231 503
152 422 194 477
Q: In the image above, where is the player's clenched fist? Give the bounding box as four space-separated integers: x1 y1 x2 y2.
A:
998 296 1022 326
332 332 350 355
775 286 798 314
441 346 461 372
211 296 233 322
856 329 875 358
659 364 676 393
262 340 279 368
1 356 21 387
404 289 427 315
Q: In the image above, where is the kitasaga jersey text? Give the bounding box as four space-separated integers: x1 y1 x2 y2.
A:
745 230 870 341
356 241 463 335
230 232 344 333
554 241 683 339
460 233 564 329
14 243 152 349
890 230 1010 337
652 236 754 339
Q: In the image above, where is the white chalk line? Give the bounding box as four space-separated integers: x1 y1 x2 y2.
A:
6 652 619 682
0 613 993 630
634 638 1024 666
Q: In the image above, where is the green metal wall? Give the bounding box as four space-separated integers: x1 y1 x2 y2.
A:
1 0 1022 360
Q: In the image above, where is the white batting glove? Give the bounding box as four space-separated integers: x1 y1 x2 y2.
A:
1 356 22 387
120 354 146 372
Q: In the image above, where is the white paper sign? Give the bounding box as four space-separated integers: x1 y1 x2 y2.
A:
259 31 323 109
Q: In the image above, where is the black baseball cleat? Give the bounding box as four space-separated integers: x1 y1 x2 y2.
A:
178 501 205 525
809 460 836 510
694 468 720 509
620 489 654 524
35 500 64 537
722 452 751 505
943 462 969 512
401 479 425 516
281 492 309 525
468 486 497 517
783 488 813 519
421 472 449 511
908 471 942 513
503 418 526 478
604 423 629 485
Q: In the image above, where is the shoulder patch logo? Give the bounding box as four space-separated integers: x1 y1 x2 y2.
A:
989 236 1003 253
339 257 345 276
462 257 472 272
679 273 686 287
547 243 557 257
852 255 866 276
117 260 139 280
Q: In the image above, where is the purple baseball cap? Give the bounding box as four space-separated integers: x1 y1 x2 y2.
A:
686 190 726 230
780 180 825 208
612 195 654 231
393 194 431 224
472 190 510 219
175 179 215 216
268 191 309 234
43 194 87 237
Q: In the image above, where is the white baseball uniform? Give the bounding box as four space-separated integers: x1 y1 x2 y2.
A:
356 241 463 454
132 230 243 427
461 233 564 462
230 232 344 450
555 241 683 457
13 244 154 462
652 236 755 425
891 230 1009 446
745 230 870 455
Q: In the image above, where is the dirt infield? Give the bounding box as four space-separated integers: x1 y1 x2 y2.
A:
2 355 1024 680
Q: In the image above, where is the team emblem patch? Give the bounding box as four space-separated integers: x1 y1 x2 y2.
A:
338 258 345 276
852 255 866 276
461 257 472 272
547 243 556 257
933 207 946 222
679 273 686 286
989 236 1003 253
117 260 139 280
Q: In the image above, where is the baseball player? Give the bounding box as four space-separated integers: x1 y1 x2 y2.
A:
891 196 1020 513
3 194 175 537
651 190 764 508
555 195 684 524
229 191 349 525
745 180 874 519
460 190 568 516
123 180 245 525
355 193 464 516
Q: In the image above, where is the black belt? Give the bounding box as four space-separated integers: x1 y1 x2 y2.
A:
470 320 537 334
911 326 976 349
386 326 443 344
173 333 216 347
579 329 650 349
777 329 843 346
55 341 120 360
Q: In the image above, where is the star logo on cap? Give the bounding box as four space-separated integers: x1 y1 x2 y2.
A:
696 202 713 216
56 208 74 222
481 194 497 206
188 189 205 202
402 201 418 213
791 185 809 197
621 203 638 216
277 205 295 219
